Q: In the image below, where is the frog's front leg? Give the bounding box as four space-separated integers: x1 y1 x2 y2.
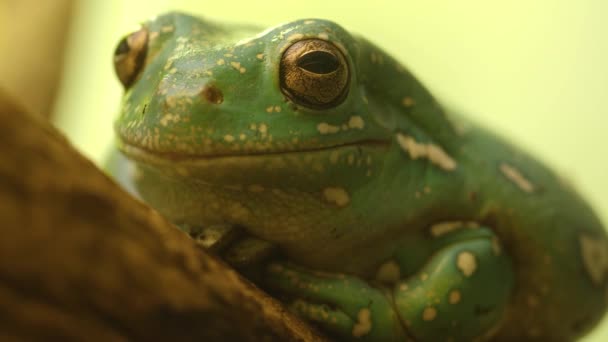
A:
265 226 514 341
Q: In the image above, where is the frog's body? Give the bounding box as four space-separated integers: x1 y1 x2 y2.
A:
111 12 608 341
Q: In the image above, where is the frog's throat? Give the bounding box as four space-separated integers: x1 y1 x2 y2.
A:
118 139 390 165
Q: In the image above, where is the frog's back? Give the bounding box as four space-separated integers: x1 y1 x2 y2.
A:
458 123 608 340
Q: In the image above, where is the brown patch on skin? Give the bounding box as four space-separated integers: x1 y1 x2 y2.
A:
200 85 224 104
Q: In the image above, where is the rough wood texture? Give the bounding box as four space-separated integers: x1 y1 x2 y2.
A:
0 90 327 341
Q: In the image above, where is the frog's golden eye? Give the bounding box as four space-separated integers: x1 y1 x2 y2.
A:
280 39 349 109
113 28 149 88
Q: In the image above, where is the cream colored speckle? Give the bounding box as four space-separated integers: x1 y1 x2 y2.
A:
352 308 372 337
239 67 246 73
256 53 264 60
160 25 174 33
159 113 180 126
287 33 304 41
449 290 461 304
348 115 365 129
318 32 329 40
249 123 257 130
402 96 415 107
304 20 316 24
216 59 225 65
422 307 437 321
456 251 477 277
317 122 340 134
274 105 281 112
239 133 246 141
258 123 268 135
396 133 457 171
224 134 235 142
323 187 350 207
430 221 479 238
265 106 274 113
499 162 535 193
375 260 401 284
399 284 409 291
579 233 608 286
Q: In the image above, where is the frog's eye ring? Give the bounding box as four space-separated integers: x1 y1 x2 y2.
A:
280 39 349 110
113 27 149 88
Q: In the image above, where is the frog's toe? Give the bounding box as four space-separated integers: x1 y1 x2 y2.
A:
265 262 407 341
290 300 356 338
265 262 377 312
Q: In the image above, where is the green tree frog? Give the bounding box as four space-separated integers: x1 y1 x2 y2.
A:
110 12 608 341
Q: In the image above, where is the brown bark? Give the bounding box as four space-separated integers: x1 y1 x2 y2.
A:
0 90 327 341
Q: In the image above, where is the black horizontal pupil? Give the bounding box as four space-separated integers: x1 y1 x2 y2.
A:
297 50 339 74
114 37 130 56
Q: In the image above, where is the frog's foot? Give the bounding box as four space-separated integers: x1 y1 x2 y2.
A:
266 263 408 341
390 226 514 341
266 227 514 341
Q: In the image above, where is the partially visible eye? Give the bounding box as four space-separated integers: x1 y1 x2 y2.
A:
113 27 149 88
280 39 349 109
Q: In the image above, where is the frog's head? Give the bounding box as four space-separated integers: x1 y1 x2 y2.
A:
112 13 455 264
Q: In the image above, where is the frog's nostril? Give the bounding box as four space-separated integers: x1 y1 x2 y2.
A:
200 85 224 104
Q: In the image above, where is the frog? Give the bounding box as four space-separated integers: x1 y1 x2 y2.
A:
109 12 608 341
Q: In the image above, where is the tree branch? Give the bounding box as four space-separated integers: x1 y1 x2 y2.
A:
0 90 328 341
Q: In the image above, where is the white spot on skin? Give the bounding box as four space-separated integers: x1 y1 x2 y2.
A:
429 221 479 238
449 290 461 304
304 20 316 24
160 25 174 33
258 123 268 136
579 234 608 286
318 32 329 40
348 116 365 129
230 61 242 71
317 122 340 134
500 163 535 193
352 308 372 337
287 33 304 41
402 97 415 107
266 106 273 113
224 134 235 142
396 133 457 171
422 307 437 321
375 260 401 284
216 59 225 65
456 251 477 277
256 53 264 60
322 187 350 207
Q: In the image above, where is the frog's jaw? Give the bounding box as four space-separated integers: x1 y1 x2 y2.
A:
123 141 411 273
119 139 389 187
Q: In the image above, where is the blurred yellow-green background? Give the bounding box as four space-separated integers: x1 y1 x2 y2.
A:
9 0 608 339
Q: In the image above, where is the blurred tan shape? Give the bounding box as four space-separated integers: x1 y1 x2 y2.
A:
0 0 73 118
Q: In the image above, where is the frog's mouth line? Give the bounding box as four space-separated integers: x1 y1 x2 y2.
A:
119 139 391 165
